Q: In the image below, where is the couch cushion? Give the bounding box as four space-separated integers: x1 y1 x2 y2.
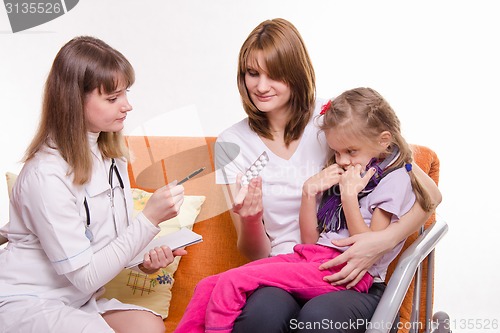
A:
101 189 205 319
5 172 17 199
124 137 440 333
124 136 249 331
386 144 440 333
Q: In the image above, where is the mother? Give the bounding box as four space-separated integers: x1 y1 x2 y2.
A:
215 18 441 333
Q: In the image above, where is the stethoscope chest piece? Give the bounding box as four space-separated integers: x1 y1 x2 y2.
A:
85 225 94 242
83 158 125 243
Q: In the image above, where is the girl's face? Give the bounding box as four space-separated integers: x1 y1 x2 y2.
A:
326 128 389 170
84 83 132 133
244 51 291 114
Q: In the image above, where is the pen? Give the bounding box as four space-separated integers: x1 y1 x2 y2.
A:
177 167 206 185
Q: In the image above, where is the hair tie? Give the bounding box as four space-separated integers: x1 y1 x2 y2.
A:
405 163 412 172
320 100 331 115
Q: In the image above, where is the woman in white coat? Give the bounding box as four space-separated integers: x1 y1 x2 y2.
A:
0 36 184 333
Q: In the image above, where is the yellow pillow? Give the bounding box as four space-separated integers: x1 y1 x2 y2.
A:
6 172 17 198
101 189 205 318
2 172 17 245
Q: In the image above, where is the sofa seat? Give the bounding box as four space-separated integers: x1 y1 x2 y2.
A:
124 136 439 333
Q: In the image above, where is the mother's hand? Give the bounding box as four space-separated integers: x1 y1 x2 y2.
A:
232 175 263 223
319 231 389 289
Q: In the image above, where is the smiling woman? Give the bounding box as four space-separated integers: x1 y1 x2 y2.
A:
244 51 291 115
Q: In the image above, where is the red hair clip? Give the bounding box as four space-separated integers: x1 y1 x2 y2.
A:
320 100 331 115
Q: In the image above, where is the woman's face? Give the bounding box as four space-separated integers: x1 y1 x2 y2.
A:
84 83 132 133
244 51 291 115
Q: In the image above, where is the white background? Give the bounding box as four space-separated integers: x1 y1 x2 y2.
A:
1 1 499 331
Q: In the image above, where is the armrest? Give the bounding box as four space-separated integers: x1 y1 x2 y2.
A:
366 219 448 333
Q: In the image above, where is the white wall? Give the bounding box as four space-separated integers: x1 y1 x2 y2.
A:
1 1 498 331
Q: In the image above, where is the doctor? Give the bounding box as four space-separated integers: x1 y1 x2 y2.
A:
0 36 184 333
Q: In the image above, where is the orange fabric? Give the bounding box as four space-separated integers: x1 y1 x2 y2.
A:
125 136 249 333
125 137 439 333
386 145 440 333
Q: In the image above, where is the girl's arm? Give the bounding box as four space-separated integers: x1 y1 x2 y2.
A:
300 164 346 243
340 166 383 234
321 163 441 288
299 189 321 244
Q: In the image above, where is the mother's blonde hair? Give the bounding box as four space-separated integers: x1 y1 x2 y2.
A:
24 36 135 185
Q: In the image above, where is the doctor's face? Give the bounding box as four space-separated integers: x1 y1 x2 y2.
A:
84 84 132 133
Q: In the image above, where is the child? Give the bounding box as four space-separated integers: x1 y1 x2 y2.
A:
0 36 186 333
174 87 435 333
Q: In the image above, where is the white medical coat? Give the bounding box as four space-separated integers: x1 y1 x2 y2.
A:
0 133 159 311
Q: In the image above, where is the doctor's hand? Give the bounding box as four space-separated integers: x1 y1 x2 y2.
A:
142 182 185 227
319 231 387 289
138 246 187 274
232 175 263 223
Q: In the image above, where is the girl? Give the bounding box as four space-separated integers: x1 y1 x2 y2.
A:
211 18 441 333
175 87 435 333
0 36 185 333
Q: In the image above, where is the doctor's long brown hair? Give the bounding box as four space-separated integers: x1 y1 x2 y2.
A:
24 36 134 185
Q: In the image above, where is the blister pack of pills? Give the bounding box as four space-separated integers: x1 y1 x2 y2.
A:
240 151 269 186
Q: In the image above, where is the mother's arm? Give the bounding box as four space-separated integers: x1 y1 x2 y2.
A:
320 163 442 289
224 177 271 260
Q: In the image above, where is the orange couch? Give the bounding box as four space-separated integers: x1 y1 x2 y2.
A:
125 136 439 333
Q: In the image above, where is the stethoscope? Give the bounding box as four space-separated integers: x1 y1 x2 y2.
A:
83 158 126 242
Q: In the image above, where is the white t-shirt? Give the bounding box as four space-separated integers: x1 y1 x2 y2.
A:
215 99 330 256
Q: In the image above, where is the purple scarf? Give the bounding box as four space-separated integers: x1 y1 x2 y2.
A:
316 147 399 233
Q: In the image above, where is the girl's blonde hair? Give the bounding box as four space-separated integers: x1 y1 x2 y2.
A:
321 87 434 212
24 36 134 185
237 18 316 146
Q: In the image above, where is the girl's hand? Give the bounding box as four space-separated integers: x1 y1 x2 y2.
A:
319 231 388 288
303 164 344 197
142 182 185 227
139 247 187 274
339 165 375 198
232 175 263 223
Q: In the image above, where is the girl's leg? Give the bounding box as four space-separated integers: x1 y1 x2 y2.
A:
173 274 220 333
205 245 372 333
103 309 165 333
173 256 300 333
